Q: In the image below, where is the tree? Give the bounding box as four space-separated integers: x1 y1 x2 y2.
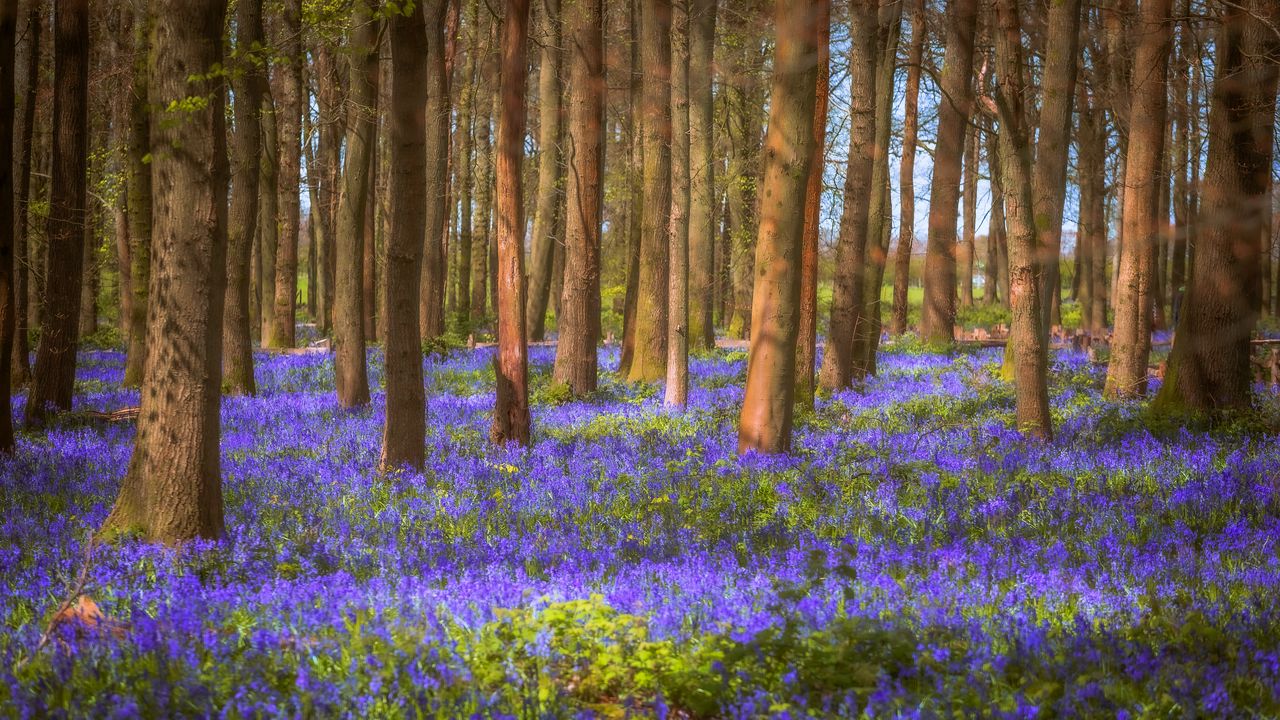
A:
223 0 264 396
626 0 672 384
816 0 877 391
687 0 716 351
551 0 603 396
102 0 229 543
0 0 15 453
1154 0 1279 413
737 0 822 455
665 0 691 407
919 0 978 347
266 0 304 349
526 0 563 342
491 0 532 445
11 0 39 387
890 0 925 336
1106 0 1171 399
419 0 452 341
381 0 429 470
24 0 88 425
333 0 379 409
455 1 478 325
991 0 1052 438
793 0 829 409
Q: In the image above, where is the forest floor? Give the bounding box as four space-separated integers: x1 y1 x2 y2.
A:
3 340 1280 717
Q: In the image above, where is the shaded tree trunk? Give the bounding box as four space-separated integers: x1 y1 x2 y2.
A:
617 0 643 375
526 0 563 341
10 0 38 387
471 37 495 323
25 0 88 425
122 1 151 386
266 0 303 348
101 0 229 544
381 0 429 470
258 87 280 345
0 0 15 452
794 0 829 409
455 5 477 325
491 0 532 445
419 0 452 341
890 0 924 336
333 0 379 409
687 0 717 351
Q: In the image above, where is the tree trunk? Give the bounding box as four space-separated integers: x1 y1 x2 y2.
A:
455 4 477 325
687 0 717 351
1105 0 1171 399
265 0 303 348
794 0 829 409
625 0 672 383
491 0 532 445
960 122 977 309
24 0 88 425
525 0 563 341
381 0 429 470
919 0 978 346
890 0 924 335
1154 0 1278 413
223 0 262 396
101 0 229 544
1169 0 1190 326
419 0 452 342
10 0 38 387
816 0 878 391
994 0 1052 438
664 0 691 407
471 36 495 323
333 0 378 409
738 0 821 454
0 0 15 451
617 0 643 376
258 87 280 345
363 137 379 341
78 224 97 339
552 0 603 396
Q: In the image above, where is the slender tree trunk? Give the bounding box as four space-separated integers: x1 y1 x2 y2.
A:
816 0 878 391
0 0 16 451
259 87 280 344
10 0 38 386
122 6 151 387
794 0 829 409
617 0 643 375
78 222 97 339
626 0 672 383
419 0 452 341
24 0 88 425
333 0 378 409
738 0 821 454
890 0 924 335
264 0 303 348
552 0 603 395
223 0 263 396
664 0 691 406
1169 0 1190 324
492 0 532 445
101 0 229 544
919 0 978 346
960 123 977 309
471 37 494 323
363 138 379 340
456 5 477 325
1154 0 1278 413
687 0 717 351
1106 0 1171 399
525 0 563 341
381 0 429 470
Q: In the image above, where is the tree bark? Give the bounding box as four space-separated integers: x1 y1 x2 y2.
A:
617 0 643 376
266 0 303 348
333 0 379 409
258 86 280 345
101 0 229 544
960 123 977 309
552 0 603 396
471 31 495 323
1154 0 1278 413
919 0 978 347
121 3 151 389
419 0 452 341
794 0 829 409
1105 0 1171 399
455 3 478 325
0 0 16 452
625 0 672 383
24 0 88 425
664 0 690 406
492 0 532 445
223 0 263 396
816 0 878 391
525 0 563 341
10 0 37 387
890 0 924 335
381 0 429 470
687 0 717 351
738 0 821 454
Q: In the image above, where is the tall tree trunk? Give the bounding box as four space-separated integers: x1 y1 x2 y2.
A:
223 0 263 396
258 88 280 344
455 5 477 325
363 137 379 340
687 0 717 351
471 35 495 323
617 0 643 376
1169 0 1190 326
992 0 1052 438
525 0 563 341
1154 0 1278 413
960 123 977 309
816 0 878 391
1077 79 1108 335
333 0 379 409
890 0 924 336
122 5 150 388
665 0 690 406
626 0 672 383
919 0 978 346
492 0 532 445
1106 0 1171 399
794 0 829 409
381 0 429 470
10 0 38 386
24 0 88 425
0 0 15 452
419 0 452 341
738 0 821 454
552 0 603 395
266 0 303 348
101 0 229 544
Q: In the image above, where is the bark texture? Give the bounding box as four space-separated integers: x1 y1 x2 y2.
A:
890 0 924 336
0 0 15 452
794 0 829 409
665 0 690 407
687 0 717 350
526 0 563 341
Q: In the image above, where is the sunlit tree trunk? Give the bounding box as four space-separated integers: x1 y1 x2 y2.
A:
102 0 229 544
617 0 643 376
525 0 563 341
959 122 977 309
920 0 978 347
794 0 829 409
665 0 690 406
687 0 717 351
265 0 303 348
890 0 924 335
24 0 88 425
1154 0 1278 413
492 0 532 444
333 0 378 409
1106 0 1171 399
738 0 821 455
